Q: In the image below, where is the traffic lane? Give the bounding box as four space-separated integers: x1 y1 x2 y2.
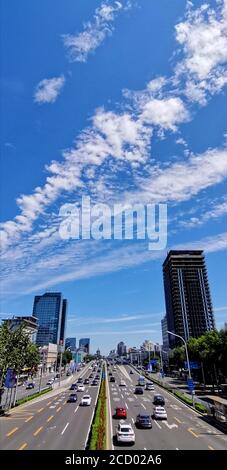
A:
124 366 227 450
0 365 93 449
109 369 214 450
0 391 68 449
39 383 100 450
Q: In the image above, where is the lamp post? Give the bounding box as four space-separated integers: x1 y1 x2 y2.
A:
167 330 194 405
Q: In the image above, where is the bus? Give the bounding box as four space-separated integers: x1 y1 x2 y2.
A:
207 395 227 426
138 375 146 387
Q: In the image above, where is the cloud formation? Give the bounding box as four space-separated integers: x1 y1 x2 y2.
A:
63 1 129 62
34 76 65 104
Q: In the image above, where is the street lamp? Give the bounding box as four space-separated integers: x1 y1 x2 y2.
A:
167 331 192 379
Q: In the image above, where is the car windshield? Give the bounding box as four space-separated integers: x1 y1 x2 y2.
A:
120 427 130 433
83 396 90 399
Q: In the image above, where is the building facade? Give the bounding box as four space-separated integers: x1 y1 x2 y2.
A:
39 343 58 373
3 315 38 342
117 341 127 356
79 338 90 354
65 337 76 351
163 250 215 348
32 292 67 347
161 315 169 351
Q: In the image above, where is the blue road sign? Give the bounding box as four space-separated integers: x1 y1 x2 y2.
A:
187 377 194 391
4 368 16 388
184 361 200 369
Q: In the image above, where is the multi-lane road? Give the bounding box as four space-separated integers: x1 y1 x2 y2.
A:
0 363 100 450
107 364 227 450
0 361 226 450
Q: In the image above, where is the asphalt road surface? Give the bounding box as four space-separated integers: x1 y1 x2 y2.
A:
107 364 227 450
0 364 101 450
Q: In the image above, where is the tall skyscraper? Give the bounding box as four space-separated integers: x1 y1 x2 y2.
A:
65 337 76 351
32 292 67 347
163 250 215 348
79 338 90 354
117 341 127 356
161 315 169 351
60 299 67 347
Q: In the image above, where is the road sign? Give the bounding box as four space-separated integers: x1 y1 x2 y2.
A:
4 368 16 388
187 377 194 391
184 361 200 369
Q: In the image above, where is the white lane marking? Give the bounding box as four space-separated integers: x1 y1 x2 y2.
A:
141 403 146 409
125 403 128 409
61 422 69 435
113 397 120 402
49 406 56 409
74 406 79 414
121 394 124 399
154 420 162 429
164 422 178 429
128 397 134 402
131 418 135 423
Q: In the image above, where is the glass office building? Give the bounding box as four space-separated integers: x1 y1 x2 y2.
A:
32 292 67 347
79 338 90 354
65 337 76 351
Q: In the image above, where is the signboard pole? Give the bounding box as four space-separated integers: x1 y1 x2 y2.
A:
59 352 63 388
13 374 19 407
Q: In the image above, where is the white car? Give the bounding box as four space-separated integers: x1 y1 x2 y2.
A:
119 380 126 387
153 406 167 420
81 395 92 406
116 421 135 444
77 384 85 392
145 383 154 391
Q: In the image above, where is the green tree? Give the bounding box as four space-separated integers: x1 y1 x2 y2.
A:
0 321 40 407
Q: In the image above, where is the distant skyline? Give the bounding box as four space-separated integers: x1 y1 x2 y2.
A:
1 1 227 354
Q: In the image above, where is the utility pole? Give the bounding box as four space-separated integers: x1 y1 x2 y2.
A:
59 352 63 387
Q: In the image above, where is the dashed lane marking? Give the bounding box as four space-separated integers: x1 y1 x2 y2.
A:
141 403 146 409
208 445 214 450
37 407 44 413
47 415 54 423
7 427 18 437
174 417 182 424
188 428 199 438
61 423 69 435
33 426 43 436
18 442 27 450
25 416 34 423
56 406 62 412
154 420 162 429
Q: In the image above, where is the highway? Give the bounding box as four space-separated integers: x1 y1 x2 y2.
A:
107 364 227 450
0 363 100 450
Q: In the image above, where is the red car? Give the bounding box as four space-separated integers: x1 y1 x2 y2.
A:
115 407 127 419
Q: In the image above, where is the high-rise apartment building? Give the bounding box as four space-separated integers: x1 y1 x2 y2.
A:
163 250 215 348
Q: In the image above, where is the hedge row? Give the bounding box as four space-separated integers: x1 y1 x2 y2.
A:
15 387 52 406
88 375 106 450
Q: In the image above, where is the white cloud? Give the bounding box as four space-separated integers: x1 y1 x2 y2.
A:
132 148 227 205
175 0 227 101
34 76 65 104
182 197 227 227
62 1 127 63
141 97 189 131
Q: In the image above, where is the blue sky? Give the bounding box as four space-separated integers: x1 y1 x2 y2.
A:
1 0 227 354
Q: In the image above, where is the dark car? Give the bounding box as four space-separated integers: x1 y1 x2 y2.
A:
91 380 98 386
26 382 35 389
134 386 144 395
70 383 77 391
89 374 94 379
110 376 115 382
130 370 134 375
77 378 83 383
67 393 77 403
84 378 89 384
109 372 113 376
136 413 152 428
153 394 165 406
